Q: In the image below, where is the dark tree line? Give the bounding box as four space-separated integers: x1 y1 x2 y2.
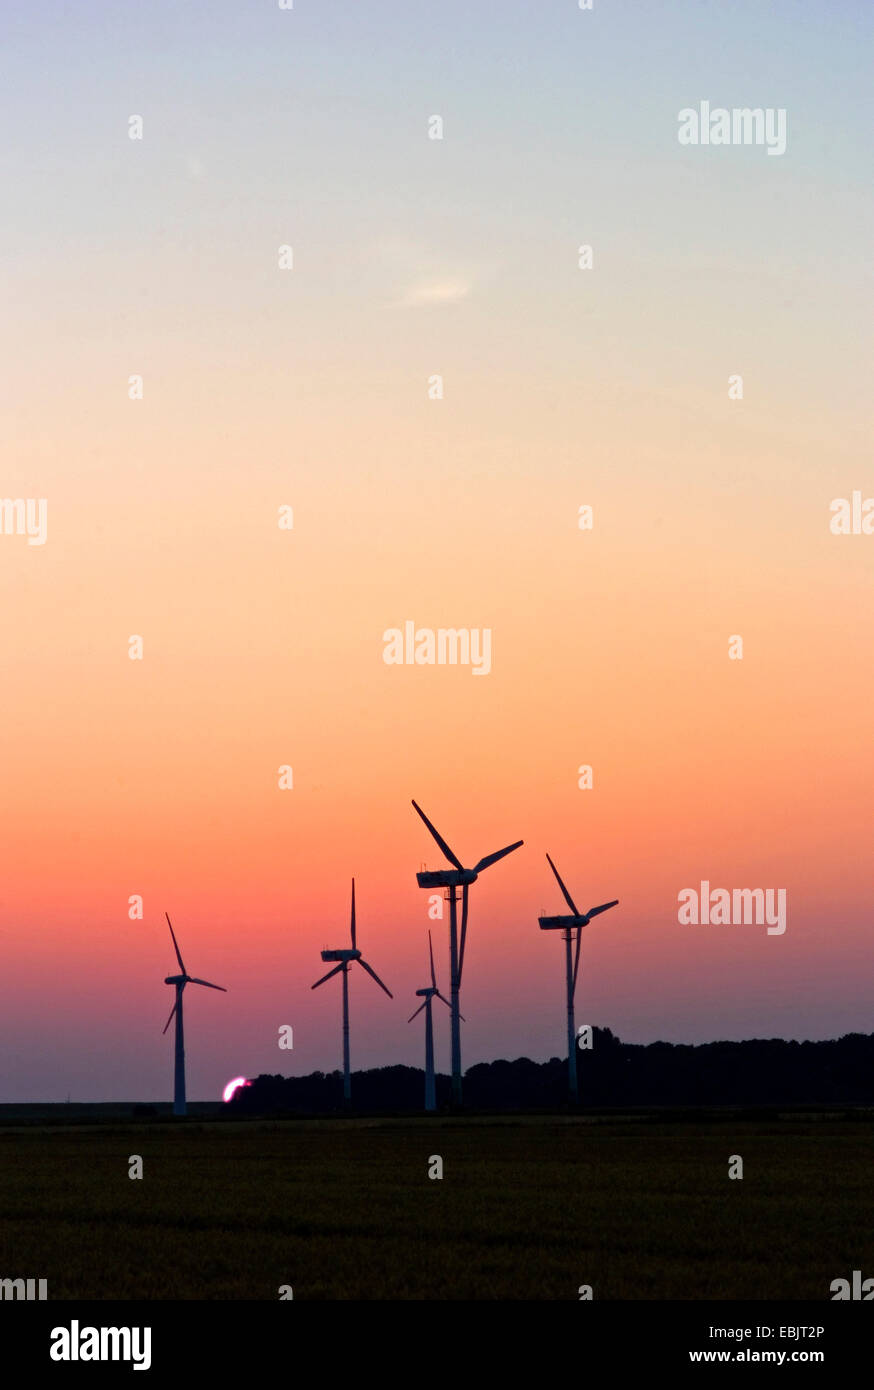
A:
229 1029 874 1113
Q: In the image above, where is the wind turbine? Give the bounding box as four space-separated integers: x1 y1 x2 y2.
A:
162 913 227 1117
411 800 523 1108
311 879 392 1108
538 854 618 1105
408 930 458 1112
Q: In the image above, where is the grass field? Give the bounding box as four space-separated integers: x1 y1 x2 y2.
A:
0 1112 871 1299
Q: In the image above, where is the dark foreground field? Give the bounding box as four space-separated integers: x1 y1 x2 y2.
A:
0 1113 871 1299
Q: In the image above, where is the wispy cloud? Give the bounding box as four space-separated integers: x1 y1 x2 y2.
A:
400 279 472 308
361 238 476 309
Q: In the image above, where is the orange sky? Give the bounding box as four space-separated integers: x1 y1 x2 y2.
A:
1 0 872 1100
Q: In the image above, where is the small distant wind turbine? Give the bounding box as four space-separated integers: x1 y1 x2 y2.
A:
162 913 227 1117
311 879 392 1108
538 854 618 1105
408 930 458 1112
412 800 523 1108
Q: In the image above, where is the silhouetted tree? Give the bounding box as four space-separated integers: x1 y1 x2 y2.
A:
229 1031 874 1114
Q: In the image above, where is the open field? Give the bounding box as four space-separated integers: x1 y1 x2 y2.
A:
0 1112 871 1299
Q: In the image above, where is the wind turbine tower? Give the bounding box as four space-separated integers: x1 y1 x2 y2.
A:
408 930 455 1112
412 800 523 1108
311 879 392 1108
162 913 227 1117
538 854 618 1105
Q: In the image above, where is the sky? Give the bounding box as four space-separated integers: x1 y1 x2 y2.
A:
1 1 872 1101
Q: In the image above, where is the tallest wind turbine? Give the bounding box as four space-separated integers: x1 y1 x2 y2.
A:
412 800 523 1108
162 913 227 1117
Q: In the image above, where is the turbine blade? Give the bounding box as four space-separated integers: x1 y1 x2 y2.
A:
350 878 357 950
545 854 581 916
408 1001 427 1022
585 899 619 920
188 977 228 992
474 840 524 874
357 958 393 998
311 963 344 990
572 924 583 997
162 1002 177 1035
411 800 463 871
434 991 464 1021
458 881 469 987
428 929 436 988
165 913 186 974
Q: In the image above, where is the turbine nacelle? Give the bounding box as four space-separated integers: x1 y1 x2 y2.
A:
164 973 188 985
321 948 361 963
538 914 587 931
415 868 477 889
